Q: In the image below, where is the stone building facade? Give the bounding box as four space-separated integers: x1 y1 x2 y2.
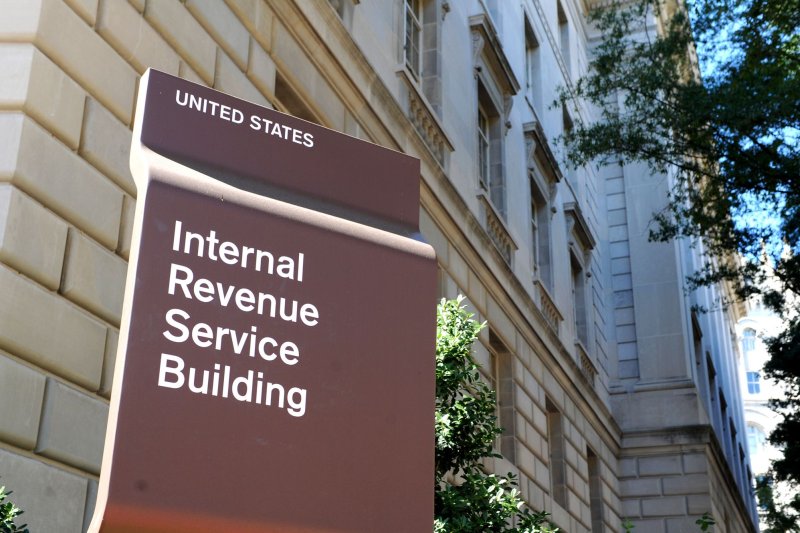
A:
0 0 758 531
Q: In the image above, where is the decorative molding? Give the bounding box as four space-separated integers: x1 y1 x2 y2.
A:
576 341 597 387
524 120 563 189
478 192 517 265
564 201 596 251
536 279 562 334
397 69 454 169
468 14 520 97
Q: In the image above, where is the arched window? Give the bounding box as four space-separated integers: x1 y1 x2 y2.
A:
747 424 766 456
743 328 756 352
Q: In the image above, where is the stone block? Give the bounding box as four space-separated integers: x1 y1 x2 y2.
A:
609 241 630 259
214 49 269 106
5 0 138 124
637 334 689 381
622 498 640 518
118 194 135 260
614 307 635 326
683 452 708 474
247 39 276 100
609 224 629 243
606 176 624 194
619 457 637 478
0 352 46 448
84 478 98 532
36 377 109 474
641 496 685 517
613 289 634 308
179 60 206 86
0 43 85 149
687 494 711 515
145 0 217 84
80 97 135 196
99 327 118 398
639 455 683 477
662 473 709 495
186 0 249 70
620 477 662 497
607 192 626 210
607 207 627 226
0 448 87 533
616 324 637 344
611 256 631 276
0 263 105 389
612 273 633 292
65 0 98 25
447 248 469 289
225 0 274 53
666 516 700 533
61 228 127 325
0 114 123 249
0 183 68 290
97 0 181 75
630 518 665 533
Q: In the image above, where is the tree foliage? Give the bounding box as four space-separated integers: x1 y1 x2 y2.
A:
756 474 800 532
434 297 556 532
0 485 28 533
560 0 800 486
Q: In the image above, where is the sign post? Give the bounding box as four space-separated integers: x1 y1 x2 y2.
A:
89 69 436 533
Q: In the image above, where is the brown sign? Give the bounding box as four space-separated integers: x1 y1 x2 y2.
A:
89 70 436 533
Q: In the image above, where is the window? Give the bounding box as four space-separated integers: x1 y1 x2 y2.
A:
557 2 570 75
490 331 515 462
524 123 561 303
477 82 505 216
747 424 766 456
562 107 576 188
747 371 761 394
531 180 552 290
587 448 603 533
327 0 356 28
571 252 588 346
478 105 491 191
404 0 422 78
742 328 756 352
524 19 542 113
546 397 567 507
565 203 595 348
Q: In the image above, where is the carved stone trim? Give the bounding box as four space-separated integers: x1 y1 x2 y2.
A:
468 14 520 97
535 279 562 334
564 201 596 251
576 341 597 387
478 192 517 265
524 120 563 187
397 69 454 168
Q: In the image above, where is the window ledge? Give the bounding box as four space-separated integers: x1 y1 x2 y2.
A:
575 341 596 387
397 68 454 168
477 191 517 265
534 279 562 333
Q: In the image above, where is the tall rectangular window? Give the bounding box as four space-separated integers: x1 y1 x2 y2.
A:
491 331 516 463
404 0 422 78
478 105 491 191
477 82 505 216
587 448 603 532
524 20 542 113
557 2 570 75
531 177 552 290
546 397 567 507
571 253 588 346
747 371 761 394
